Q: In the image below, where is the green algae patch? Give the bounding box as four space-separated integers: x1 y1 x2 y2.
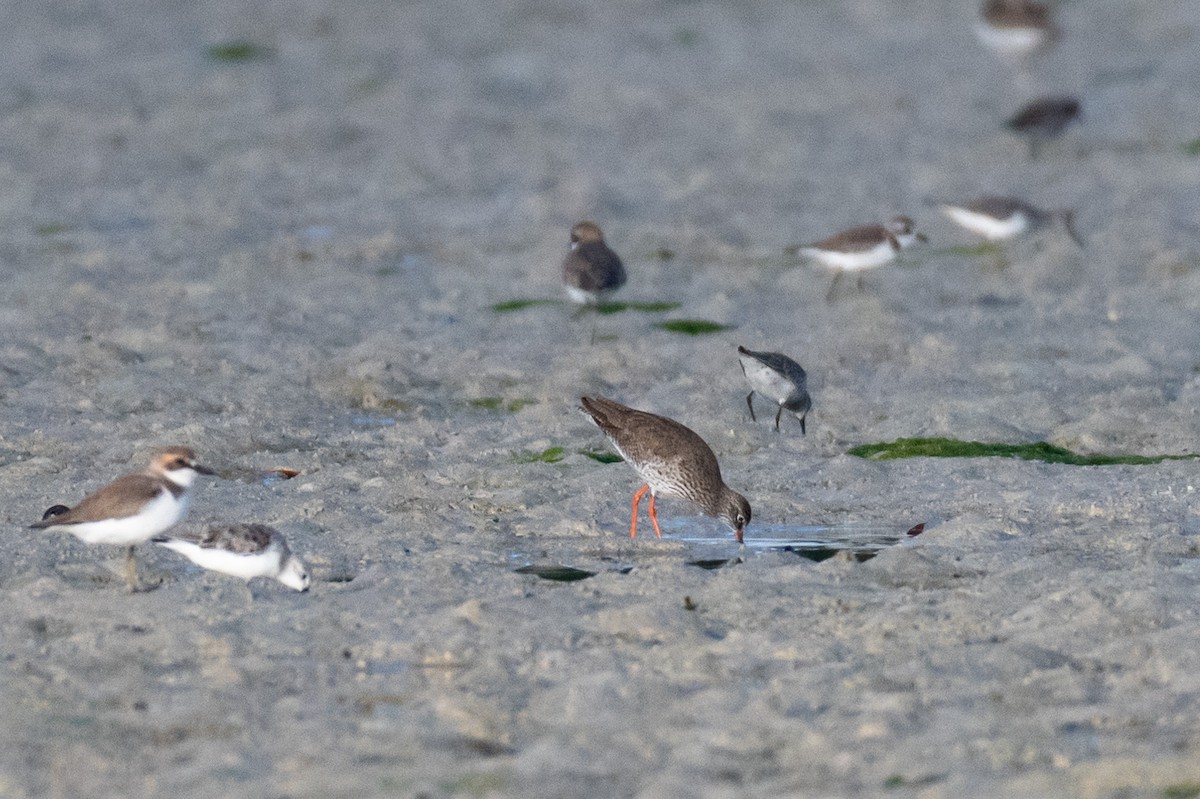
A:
1185 138 1200 157
849 437 1200 466
578 448 622 464
491 298 562 313
884 773 944 790
945 242 1002 257
442 770 510 795
207 41 272 62
511 447 565 464
470 397 536 413
515 564 595 582
595 300 681 315
655 319 731 335
492 298 679 315
1163 784 1200 799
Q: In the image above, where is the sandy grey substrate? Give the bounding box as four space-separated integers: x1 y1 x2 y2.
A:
2 0 1200 797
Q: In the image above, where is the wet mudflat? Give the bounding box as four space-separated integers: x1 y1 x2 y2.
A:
1 1 1200 797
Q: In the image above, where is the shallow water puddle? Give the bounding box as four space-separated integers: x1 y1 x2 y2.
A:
511 553 635 582
689 557 744 570
510 523 915 579
349 414 398 428
664 520 914 565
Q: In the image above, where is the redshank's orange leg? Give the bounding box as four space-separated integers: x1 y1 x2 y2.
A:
648 494 663 539
630 484 650 538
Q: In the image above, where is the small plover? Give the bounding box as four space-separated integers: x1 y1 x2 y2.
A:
737 346 812 434
580 395 751 543
30 446 214 592
154 523 310 592
797 216 926 296
1006 96 1081 157
561 221 627 306
976 0 1059 63
935 196 1083 246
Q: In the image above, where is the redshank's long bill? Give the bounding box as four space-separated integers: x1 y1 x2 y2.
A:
580 395 751 543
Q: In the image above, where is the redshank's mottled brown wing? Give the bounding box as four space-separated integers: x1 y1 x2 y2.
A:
580 396 713 468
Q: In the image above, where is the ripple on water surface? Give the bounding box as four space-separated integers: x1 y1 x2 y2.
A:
510 521 919 580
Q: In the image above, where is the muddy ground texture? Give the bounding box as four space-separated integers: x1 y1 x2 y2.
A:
2 1 1200 797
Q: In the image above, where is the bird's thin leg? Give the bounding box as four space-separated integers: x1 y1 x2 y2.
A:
124 545 160 593
800 413 807 436
647 494 663 539
856 273 866 292
745 391 757 422
630 484 650 539
1059 212 1085 248
123 546 140 592
774 405 783 432
826 272 842 302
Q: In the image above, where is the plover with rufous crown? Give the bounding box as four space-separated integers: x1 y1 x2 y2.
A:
29 446 214 592
935 196 1084 247
580 395 751 543
154 523 310 592
796 216 926 297
561 221 627 306
737 346 812 434
1007 96 1081 157
976 0 1059 63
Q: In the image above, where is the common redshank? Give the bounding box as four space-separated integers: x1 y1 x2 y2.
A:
737 345 812 434
561 221 627 306
580 395 751 543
